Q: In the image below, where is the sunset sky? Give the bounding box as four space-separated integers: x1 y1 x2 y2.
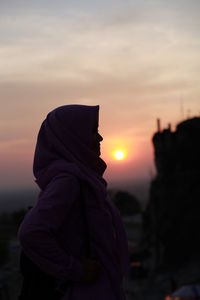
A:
0 0 200 190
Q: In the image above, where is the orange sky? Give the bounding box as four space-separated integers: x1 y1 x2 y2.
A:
0 0 200 190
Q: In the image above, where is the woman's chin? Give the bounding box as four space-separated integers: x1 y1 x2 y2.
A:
96 149 101 156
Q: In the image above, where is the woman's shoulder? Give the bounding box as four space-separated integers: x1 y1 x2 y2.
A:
43 173 81 197
52 172 80 184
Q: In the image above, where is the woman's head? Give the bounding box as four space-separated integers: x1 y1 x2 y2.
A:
50 104 103 156
33 104 106 184
50 105 100 148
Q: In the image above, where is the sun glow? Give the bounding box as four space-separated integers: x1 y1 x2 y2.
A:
113 150 126 161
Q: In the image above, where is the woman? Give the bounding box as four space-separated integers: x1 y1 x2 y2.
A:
18 104 130 300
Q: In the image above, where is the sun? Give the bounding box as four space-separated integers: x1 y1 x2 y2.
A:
113 150 125 161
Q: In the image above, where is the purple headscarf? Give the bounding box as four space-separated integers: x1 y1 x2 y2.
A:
33 105 107 189
32 104 130 298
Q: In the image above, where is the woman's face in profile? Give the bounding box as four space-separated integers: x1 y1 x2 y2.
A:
91 125 103 156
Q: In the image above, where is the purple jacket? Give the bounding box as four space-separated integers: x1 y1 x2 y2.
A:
18 105 130 300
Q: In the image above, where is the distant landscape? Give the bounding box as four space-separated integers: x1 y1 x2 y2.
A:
0 179 150 213
0 188 40 213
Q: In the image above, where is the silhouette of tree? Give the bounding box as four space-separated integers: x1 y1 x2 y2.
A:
112 191 141 216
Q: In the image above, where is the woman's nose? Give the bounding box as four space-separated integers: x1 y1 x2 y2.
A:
98 133 103 141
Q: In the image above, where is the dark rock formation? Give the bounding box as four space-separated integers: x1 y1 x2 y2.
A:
145 117 200 269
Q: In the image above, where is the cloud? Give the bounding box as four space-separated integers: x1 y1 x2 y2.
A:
1 1 200 87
